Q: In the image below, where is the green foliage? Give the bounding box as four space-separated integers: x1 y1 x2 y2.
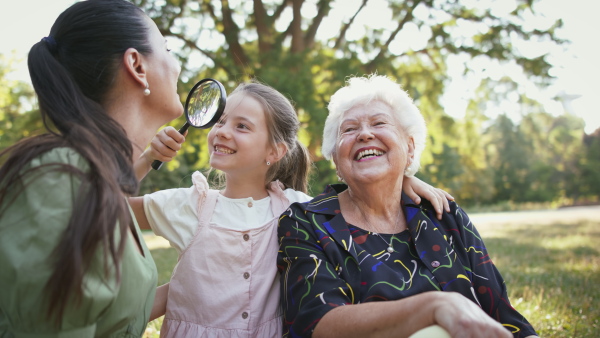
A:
128 0 593 207
2 0 598 206
0 54 38 151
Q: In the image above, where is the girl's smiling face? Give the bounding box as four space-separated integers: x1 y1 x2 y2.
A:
207 93 275 178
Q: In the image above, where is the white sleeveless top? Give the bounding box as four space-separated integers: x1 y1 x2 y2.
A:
143 171 310 337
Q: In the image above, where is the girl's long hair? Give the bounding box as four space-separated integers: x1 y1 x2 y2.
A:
0 0 152 324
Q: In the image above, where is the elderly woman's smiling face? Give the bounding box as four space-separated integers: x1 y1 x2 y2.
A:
333 100 415 186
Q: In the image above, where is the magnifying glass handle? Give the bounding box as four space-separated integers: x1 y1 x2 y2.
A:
151 123 191 170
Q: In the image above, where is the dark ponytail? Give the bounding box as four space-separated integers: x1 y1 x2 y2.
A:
231 81 312 193
0 0 152 324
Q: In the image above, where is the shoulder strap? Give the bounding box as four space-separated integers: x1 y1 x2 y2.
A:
267 180 290 216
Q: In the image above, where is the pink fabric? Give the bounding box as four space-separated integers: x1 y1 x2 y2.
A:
161 172 289 338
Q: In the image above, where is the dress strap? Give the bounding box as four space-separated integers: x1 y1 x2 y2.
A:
180 171 219 252
267 180 290 217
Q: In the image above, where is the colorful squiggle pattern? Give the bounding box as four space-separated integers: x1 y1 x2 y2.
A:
277 184 536 337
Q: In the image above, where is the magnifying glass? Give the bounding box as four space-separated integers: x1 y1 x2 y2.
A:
152 78 226 170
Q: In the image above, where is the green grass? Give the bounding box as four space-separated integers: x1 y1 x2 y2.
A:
143 217 600 337
141 235 177 337
478 219 600 337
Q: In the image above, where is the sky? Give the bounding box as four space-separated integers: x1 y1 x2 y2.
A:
1 0 598 134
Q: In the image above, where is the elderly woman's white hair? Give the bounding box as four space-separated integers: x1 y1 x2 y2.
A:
322 74 427 177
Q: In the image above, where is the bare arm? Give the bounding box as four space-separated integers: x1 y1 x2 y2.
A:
149 283 169 322
402 176 454 220
314 292 511 338
133 127 186 181
129 196 150 230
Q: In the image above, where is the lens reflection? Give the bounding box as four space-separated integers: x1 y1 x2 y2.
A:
188 81 221 127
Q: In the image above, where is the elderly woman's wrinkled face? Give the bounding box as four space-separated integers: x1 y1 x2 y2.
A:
333 101 414 186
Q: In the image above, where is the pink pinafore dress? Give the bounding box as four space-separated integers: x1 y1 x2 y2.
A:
160 172 289 337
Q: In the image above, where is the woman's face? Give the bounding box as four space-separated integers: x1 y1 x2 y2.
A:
333 100 414 186
143 15 183 123
207 93 275 178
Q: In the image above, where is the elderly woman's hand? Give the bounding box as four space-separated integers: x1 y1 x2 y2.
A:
432 292 512 338
311 290 514 338
403 176 454 219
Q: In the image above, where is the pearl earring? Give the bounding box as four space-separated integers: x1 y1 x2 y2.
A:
266 161 271 166
144 83 151 96
405 158 413 174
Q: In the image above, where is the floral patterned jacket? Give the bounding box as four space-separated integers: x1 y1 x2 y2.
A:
277 184 536 338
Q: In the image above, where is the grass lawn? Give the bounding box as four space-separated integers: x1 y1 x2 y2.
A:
143 208 600 337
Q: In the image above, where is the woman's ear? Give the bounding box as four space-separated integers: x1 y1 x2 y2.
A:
407 136 415 159
122 47 147 89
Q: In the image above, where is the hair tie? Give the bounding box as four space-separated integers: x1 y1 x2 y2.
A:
41 36 58 53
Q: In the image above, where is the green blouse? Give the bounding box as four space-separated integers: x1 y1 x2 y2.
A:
0 148 157 337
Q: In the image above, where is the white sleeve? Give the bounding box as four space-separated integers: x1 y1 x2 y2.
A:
143 187 198 254
283 189 312 204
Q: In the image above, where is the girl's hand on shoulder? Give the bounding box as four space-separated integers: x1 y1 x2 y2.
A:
402 176 454 220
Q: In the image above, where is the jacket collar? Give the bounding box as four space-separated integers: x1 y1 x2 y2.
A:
305 184 429 256
306 184 423 218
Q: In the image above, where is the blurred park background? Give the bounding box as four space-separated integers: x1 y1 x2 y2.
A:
1 0 599 207
1 0 598 336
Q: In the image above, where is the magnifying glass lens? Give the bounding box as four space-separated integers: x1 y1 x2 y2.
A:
151 78 226 170
187 81 222 128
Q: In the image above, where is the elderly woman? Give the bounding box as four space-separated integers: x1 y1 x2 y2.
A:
277 75 537 337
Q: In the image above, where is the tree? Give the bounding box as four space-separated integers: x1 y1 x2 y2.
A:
131 0 564 195
0 54 37 152
579 128 600 199
484 114 533 202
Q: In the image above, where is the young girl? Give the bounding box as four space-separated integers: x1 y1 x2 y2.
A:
131 81 451 337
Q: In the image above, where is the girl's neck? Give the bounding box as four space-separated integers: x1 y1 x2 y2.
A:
222 172 270 200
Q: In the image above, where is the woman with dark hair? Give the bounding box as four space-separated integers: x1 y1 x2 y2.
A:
0 0 183 336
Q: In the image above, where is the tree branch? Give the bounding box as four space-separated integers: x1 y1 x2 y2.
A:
304 0 332 49
334 0 368 49
219 0 250 67
366 0 421 72
167 0 188 29
290 0 305 53
272 0 291 22
160 28 234 76
274 23 293 48
254 0 272 53
202 0 219 23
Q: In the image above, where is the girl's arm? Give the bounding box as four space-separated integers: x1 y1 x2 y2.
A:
133 127 186 181
149 283 170 322
402 176 454 220
129 196 150 230
130 127 186 230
